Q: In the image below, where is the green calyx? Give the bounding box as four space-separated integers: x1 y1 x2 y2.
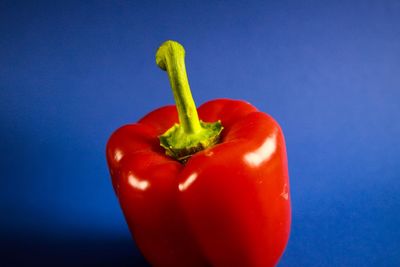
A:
156 40 223 162
159 120 223 162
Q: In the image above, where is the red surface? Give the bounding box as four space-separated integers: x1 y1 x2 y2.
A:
106 99 291 266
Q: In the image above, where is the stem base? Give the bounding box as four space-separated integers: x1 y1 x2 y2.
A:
159 120 223 162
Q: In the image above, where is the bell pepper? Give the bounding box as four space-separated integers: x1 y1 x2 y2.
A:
106 40 291 266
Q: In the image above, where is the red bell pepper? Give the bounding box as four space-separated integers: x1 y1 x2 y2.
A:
106 40 291 266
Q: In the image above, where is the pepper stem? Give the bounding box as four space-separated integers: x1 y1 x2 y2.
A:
156 41 201 134
156 40 223 162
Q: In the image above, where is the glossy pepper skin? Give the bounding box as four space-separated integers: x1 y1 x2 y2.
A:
107 40 290 266
106 98 291 266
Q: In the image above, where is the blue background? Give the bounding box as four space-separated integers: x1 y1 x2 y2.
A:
1 1 399 266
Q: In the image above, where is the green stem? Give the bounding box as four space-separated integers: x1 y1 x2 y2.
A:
156 41 201 134
156 40 223 162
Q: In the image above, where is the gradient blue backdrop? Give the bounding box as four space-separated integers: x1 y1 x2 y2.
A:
1 1 399 266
